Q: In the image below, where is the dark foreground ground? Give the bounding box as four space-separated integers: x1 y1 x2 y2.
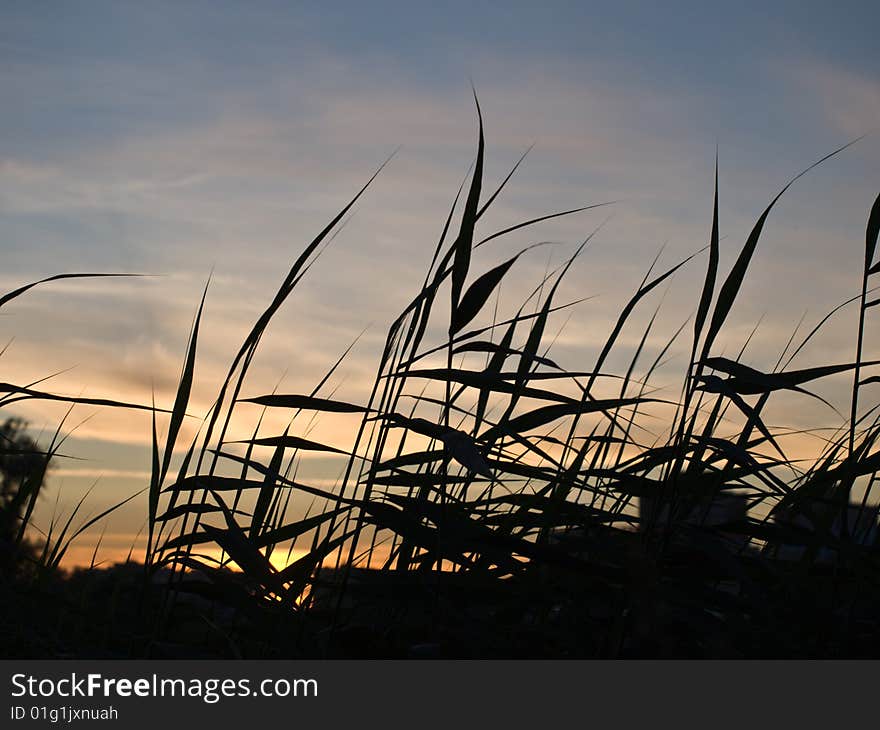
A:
4 528 880 659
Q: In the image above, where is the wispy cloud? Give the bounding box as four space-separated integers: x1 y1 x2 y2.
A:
784 59 880 138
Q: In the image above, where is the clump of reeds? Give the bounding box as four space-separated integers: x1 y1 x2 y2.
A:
3 99 880 657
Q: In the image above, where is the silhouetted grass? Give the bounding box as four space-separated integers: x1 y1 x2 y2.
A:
2 101 880 657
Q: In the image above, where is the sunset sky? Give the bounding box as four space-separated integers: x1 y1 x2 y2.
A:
2 1 879 566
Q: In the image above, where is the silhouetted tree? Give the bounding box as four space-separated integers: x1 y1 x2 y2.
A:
0 417 48 575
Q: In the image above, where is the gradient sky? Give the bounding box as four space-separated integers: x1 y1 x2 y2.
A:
2 1 879 566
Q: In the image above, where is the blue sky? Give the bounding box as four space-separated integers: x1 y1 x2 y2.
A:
1 2 879 564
